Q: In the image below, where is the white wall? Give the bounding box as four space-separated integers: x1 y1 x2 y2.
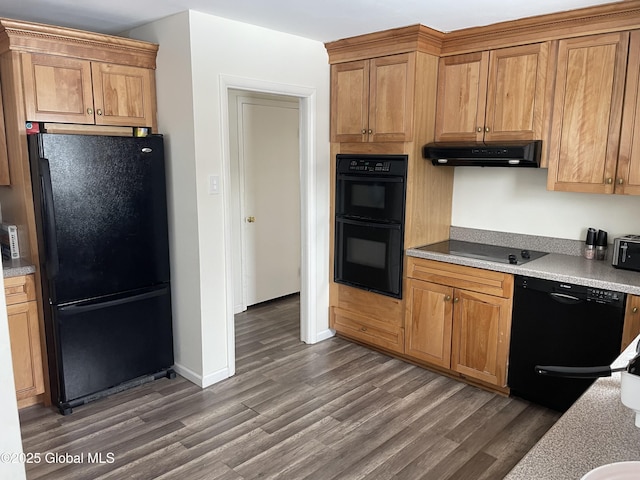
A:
0 274 27 480
128 11 331 386
452 168 640 241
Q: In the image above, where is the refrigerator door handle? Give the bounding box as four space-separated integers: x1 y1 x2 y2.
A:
40 157 60 278
58 286 169 315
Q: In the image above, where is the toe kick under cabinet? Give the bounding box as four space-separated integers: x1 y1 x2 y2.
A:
5 274 45 406
405 257 514 391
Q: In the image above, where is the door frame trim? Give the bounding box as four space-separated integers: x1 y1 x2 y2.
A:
219 74 319 376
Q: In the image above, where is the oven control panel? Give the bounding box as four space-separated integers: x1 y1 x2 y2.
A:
348 160 391 172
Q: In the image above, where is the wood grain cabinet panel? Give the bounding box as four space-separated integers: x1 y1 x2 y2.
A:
331 306 404 354
617 31 640 195
91 63 154 127
622 294 640 351
405 278 453 368
22 53 154 128
331 53 414 142
405 257 513 389
451 289 512 387
435 43 550 144
547 32 629 194
5 274 44 402
0 74 10 185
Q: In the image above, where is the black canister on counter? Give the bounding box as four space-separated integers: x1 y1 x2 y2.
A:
596 230 608 261
584 227 597 260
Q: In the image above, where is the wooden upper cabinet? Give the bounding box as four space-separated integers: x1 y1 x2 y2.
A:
435 43 550 143
435 52 488 142
22 53 94 124
91 63 154 127
331 53 414 142
22 53 154 128
547 32 629 194
617 31 640 195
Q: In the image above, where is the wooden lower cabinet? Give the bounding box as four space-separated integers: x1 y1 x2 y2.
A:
622 294 640 351
331 307 404 354
330 284 405 354
5 274 45 404
405 279 453 368
451 289 512 387
405 258 513 389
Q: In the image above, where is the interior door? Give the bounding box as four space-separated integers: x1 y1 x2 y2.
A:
238 96 301 306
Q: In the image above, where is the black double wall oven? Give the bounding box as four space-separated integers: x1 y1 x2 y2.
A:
334 154 408 298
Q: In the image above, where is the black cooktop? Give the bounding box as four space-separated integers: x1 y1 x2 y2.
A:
418 240 548 265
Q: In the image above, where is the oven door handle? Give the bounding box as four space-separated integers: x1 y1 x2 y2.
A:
337 174 404 183
336 217 402 229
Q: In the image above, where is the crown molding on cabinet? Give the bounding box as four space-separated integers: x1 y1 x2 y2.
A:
325 24 445 64
326 0 640 62
0 18 158 69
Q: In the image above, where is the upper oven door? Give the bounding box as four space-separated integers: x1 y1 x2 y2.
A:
336 174 405 223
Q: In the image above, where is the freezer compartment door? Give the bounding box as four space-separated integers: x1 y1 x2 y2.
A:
32 134 170 304
53 285 173 403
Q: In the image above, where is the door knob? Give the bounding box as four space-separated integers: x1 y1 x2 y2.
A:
246 216 256 223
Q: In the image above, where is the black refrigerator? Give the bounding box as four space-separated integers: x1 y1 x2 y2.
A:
29 133 174 415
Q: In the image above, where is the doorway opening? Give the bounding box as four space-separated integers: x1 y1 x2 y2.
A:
220 75 319 378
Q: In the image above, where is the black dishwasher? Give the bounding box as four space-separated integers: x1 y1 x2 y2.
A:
508 275 626 412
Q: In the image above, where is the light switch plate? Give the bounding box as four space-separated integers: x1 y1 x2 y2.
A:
208 175 220 195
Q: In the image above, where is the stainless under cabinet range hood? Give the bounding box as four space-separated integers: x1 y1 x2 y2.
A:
423 140 542 167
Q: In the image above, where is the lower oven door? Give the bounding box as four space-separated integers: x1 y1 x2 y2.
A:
334 217 403 298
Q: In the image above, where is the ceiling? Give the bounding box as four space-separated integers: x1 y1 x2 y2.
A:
0 0 622 43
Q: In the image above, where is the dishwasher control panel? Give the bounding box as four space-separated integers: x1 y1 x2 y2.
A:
586 288 625 306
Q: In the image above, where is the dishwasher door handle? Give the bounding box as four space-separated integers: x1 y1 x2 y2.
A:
548 292 582 304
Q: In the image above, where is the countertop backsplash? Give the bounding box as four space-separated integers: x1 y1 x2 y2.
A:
450 226 587 257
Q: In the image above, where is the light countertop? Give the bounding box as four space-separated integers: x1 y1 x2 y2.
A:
504 337 640 479
2 258 36 278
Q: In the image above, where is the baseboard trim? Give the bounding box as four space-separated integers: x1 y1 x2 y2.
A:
306 328 335 344
173 363 232 388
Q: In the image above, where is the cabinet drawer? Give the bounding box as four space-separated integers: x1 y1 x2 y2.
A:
4 275 36 305
407 257 513 298
335 284 404 328
331 306 404 354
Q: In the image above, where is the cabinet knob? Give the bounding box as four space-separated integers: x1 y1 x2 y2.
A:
633 307 638 314
87 108 93 115
453 297 459 304
445 295 451 302
606 177 613 184
368 129 373 135
618 178 624 185
485 127 490 133
477 127 483 133
97 109 103 116
360 327 367 332
361 129 366 134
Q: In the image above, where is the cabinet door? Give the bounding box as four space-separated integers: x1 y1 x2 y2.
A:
330 60 369 142
91 63 154 127
435 52 488 142
405 278 453 368
621 294 640 351
451 289 511 387
22 53 94 124
8 301 44 400
368 53 415 142
617 31 640 195
0 75 10 185
547 32 629 194
484 43 550 142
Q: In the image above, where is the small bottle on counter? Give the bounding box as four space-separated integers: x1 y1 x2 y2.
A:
584 227 596 260
596 230 608 261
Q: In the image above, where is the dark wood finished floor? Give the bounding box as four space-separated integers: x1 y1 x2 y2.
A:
19 294 560 479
